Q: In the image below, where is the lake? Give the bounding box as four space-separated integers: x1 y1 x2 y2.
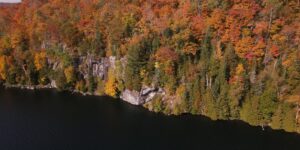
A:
0 87 299 150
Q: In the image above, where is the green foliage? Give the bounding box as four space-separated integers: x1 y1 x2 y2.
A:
282 104 296 132
240 95 260 126
151 95 165 113
54 69 67 91
87 71 96 94
125 38 152 91
271 104 284 129
258 88 278 124
190 78 202 114
203 90 218 120
272 103 297 132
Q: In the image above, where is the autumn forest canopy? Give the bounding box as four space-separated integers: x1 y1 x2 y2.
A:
0 0 300 133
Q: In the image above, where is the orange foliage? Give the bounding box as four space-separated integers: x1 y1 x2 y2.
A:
254 21 268 35
182 43 199 55
207 9 225 31
270 44 280 58
191 15 206 41
252 38 266 58
0 56 7 80
155 47 178 63
235 37 254 58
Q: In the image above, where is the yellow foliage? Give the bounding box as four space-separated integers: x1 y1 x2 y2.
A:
207 9 225 30
182 42 198 55
176 84 186 102
0 36 11 53
40 77 47 83
10 29 23 49
34 51 47 71
95 79 105 95
215 41 223 59
242 28 252 36
0 55 7 80
64 66 75 83
154 62 161 69
235 37 254 58
272 34 287 44
236 64 245 76
252 39 266 58
282 59 292 68
75 80 86 92
105 69 117 97
140 69 147 78
270 20 283 35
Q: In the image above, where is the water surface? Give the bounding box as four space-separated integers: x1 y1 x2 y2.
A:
0 87 299 150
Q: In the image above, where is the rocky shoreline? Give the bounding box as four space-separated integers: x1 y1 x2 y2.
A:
1 55 166 106
3 84 55 90
2 83 166 107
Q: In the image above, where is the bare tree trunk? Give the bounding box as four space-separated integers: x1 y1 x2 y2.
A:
296 102 299 122
261 123 265 131
197 0 201 15
263 8 274 65
296 101 300 132
22 64 32 85
273 59 278 71
209 76 212 89
206 74 208 88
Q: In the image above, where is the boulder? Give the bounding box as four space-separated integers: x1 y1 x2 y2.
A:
50 80 57 88
120 87 165 105
120 89 143 105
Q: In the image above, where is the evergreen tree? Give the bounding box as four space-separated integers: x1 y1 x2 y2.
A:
191 77 202 114
125 38 152 91
282 104 296 132
203 90 218 120
271 104 283 129
55 69 67 91
258 88 278 125
240 95 260 126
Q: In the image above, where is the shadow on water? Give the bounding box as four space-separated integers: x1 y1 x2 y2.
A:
0 87 299 150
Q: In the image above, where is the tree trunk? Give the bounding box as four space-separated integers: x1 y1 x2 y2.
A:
197 0 201 15
296 104 299 121
206 74 208 88
209 76 212 89
273 59 278 71
263 8 273 65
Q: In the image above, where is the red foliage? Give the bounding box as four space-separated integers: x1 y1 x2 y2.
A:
270 44 280 58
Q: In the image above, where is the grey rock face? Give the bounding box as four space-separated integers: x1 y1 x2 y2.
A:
91 58 109 80
120 89 142 105
48 55 162 105
91 56 116 80
50 80 57 88
120 87 165 105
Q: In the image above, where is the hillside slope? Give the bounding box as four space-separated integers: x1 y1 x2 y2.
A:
0 0 299 133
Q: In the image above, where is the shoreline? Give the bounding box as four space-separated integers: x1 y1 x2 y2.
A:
3 83 97 96
2 83 300 135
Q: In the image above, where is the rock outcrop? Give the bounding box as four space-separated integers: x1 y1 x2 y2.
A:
120 87 165 105
42 56 162 105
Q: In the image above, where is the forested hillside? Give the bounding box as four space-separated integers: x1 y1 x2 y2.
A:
0 0 299 133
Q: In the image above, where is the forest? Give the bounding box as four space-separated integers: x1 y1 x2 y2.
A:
0 0 299 133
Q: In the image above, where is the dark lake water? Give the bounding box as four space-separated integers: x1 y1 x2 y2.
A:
0 87 299 150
